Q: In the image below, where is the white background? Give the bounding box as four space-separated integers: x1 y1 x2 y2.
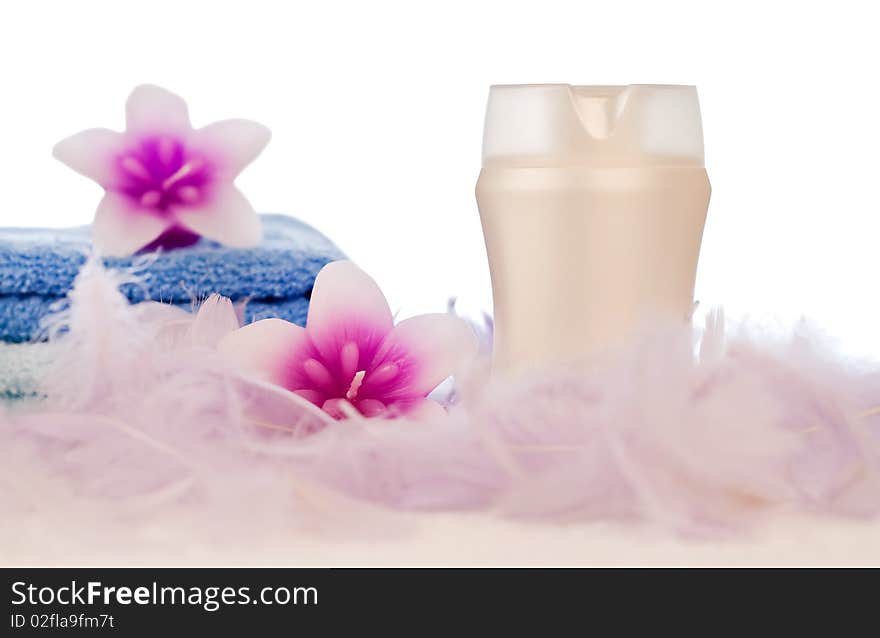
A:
1 1 878 353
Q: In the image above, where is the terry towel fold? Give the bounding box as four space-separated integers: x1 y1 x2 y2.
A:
0 342 55 401
0 214 344 342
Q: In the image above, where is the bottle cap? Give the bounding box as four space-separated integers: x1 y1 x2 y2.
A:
481 84 704 167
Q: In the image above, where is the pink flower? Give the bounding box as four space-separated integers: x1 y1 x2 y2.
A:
218 261 479 419
53 85 270 256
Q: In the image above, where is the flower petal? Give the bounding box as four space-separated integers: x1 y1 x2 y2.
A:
191 119 271 179
218 318 309 386
306 261 394 363
92 192 170 257
52 128 124 187
376 314 478 397
125 84 191 135
172 184 262 247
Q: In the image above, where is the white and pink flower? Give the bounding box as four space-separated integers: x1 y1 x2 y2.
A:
219 261 479 419
53 85 270 256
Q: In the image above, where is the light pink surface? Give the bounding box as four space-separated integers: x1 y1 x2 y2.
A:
4 513 878 567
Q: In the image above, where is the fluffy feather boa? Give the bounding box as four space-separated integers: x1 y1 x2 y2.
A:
2 261 879 558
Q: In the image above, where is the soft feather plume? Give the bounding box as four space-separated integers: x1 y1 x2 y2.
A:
2 261 880 561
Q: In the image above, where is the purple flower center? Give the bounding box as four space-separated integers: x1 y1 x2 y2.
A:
115 136 212 213
285 336 417 419
138 226 202 252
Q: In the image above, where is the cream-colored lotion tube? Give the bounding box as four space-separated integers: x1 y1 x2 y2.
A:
476 85 711 370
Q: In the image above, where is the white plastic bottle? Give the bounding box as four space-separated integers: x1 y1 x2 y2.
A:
476 84 711 370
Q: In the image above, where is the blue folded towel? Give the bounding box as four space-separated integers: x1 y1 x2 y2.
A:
0 214 344 342
0 295 312 343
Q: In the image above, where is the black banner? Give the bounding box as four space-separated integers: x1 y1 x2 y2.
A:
0 567 867 634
